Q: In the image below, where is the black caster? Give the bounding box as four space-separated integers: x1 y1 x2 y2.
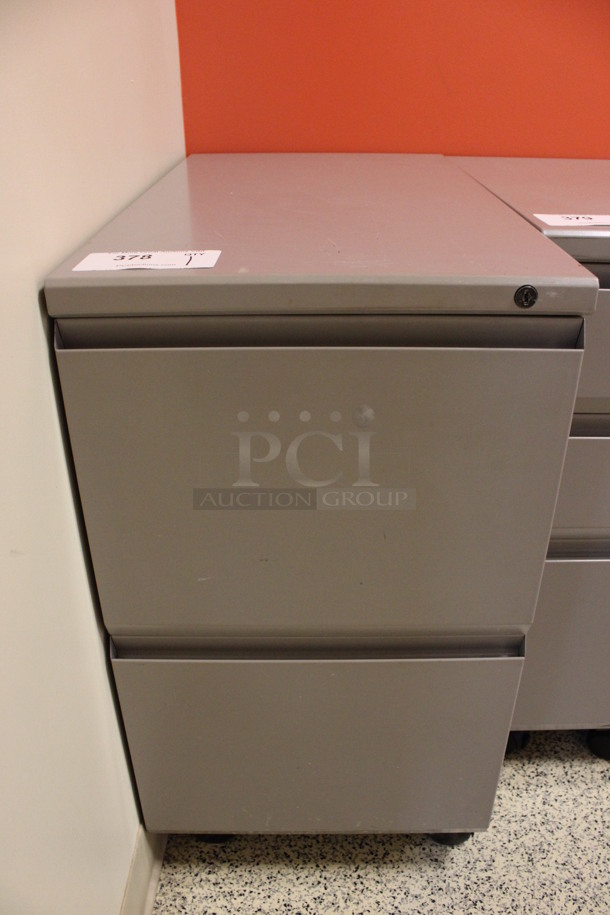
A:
586 730 610 761
430 832 473 846
197 834 235 844
505 731 530 754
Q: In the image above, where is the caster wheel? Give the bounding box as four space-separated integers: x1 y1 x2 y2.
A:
430 832 473 846
586 730 610 761
506 731 530 755
198 834 235 844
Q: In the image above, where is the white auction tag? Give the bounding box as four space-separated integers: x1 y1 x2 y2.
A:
73 250 222 271
534 214 610 228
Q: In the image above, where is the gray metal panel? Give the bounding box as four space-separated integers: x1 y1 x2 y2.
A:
512 559 610 730
56 334 581 640
44 154 597 317
552 437 610 534
112 654 523 833
454 157 610 263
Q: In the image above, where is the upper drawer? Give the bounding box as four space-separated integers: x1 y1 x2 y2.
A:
576 288 610 411
56 318 581 640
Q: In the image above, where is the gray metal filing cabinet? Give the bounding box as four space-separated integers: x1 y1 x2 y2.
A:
456 157 610 739
45 155 598 835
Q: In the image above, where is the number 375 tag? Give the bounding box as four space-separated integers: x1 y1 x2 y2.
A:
73 250 221 271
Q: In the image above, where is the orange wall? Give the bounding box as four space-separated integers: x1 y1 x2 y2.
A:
176 0 610 158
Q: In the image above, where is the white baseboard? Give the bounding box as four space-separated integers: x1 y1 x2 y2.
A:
120 826 167 915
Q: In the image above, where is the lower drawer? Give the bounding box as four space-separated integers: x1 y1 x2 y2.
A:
512 558 610 730
112 654 522 834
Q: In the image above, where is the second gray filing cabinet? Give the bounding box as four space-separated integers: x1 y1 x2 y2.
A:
456 156 610 738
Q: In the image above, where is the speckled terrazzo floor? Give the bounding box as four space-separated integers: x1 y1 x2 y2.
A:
152 731 610 914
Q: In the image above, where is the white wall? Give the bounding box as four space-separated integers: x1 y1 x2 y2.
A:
0 3 184 913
